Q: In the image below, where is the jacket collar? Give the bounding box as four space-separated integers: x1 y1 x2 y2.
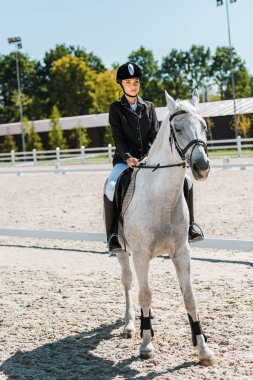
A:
120 95 145 110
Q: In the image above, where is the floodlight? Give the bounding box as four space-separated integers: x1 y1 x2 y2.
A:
7 36 21 44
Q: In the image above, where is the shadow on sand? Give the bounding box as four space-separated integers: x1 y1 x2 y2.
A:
0 320 198 379
1 243 252 267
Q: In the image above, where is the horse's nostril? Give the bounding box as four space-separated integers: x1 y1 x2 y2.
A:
193 161 209 171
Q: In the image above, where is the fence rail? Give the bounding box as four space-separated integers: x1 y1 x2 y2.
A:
0 136 252 167
0 145 116 166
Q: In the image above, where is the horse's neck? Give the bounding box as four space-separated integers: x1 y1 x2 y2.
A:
146 114 181 166
141 114 186 204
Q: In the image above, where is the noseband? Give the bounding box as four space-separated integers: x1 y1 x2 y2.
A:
169 110 208 163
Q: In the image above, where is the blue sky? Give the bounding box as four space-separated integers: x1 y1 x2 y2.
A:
0 0 252 74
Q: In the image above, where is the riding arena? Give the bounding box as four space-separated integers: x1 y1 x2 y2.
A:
0 99 252 379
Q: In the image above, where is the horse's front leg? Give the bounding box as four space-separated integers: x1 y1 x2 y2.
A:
172 248 216 366
116 251 135 338
133 251 154 359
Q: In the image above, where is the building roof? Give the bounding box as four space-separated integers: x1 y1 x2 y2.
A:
0 97 252 136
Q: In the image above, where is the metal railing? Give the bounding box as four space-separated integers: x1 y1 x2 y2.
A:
0 136 252 167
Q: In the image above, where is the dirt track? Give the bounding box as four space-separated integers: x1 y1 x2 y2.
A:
0 165 252 379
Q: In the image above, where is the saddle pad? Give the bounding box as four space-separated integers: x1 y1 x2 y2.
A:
121 171 138 223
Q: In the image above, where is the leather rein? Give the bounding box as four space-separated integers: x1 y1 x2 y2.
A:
137 110 208 172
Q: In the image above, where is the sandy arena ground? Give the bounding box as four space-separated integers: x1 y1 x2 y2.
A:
0 162 252 379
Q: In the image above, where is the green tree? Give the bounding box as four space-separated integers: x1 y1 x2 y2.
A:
48 106 68 149
185 45 212 92
95 69 119 113
69 123 91 148
210 47 250 100
1 128 17 153
250 76 253 96
0 52 39 123
233 114 252 138
161 49 190 99
50 55 96 116
74 47 106 73
128 46 164 106
225 68 251 99
39 44 106 118
42 44 106 75
24 116 43 151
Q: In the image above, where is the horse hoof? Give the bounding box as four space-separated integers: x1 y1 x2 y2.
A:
140 341 155 359
122 329 134 339
200 356 216 366
140 350 154 359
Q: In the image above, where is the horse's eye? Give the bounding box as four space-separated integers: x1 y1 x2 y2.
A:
175 128 182 133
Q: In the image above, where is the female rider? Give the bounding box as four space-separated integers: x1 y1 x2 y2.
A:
104 62 203 253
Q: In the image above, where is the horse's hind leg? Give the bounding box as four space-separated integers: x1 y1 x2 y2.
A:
116 251 135 338
133 252 155 359
172 249 216 366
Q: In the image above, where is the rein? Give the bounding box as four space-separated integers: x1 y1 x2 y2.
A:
136 162 186 172
136 109 208 171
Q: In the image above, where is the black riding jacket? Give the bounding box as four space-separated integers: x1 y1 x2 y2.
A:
109 95 159 166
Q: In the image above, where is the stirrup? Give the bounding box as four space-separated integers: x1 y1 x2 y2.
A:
108 233 127 256
189 222 204 243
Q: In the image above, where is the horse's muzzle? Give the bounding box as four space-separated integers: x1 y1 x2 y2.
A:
191 160 210 181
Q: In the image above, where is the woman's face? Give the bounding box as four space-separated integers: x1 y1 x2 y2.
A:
121 78 140 96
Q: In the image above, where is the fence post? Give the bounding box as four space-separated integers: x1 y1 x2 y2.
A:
32 149 37 166
11 150 15 166
81 145 85 164
237 135 241 157
223 157 230 170
108 144 112 163
56 147 60 169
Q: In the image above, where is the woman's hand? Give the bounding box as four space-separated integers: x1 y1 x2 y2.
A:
126 157 139 168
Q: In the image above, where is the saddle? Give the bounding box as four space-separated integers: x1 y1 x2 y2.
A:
114 168 137 225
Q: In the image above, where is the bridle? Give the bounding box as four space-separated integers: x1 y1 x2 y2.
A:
137 109 208 172
169 110 208 164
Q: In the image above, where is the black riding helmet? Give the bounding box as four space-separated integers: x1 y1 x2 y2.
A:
116 62 142 98
116 62 142 83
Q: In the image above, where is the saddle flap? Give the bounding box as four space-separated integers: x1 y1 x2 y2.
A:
115 168 132 213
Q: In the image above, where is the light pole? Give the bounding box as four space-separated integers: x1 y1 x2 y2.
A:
7 36 26 153
217 0 238 138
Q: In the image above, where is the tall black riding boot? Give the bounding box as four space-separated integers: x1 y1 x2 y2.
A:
103 194 122 252
184 178 204 242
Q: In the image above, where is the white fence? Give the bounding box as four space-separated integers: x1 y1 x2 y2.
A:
207 136 253 157
0 136 252 167
0 145 116 167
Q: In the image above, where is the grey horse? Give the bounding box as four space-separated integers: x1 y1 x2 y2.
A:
116 90 216 366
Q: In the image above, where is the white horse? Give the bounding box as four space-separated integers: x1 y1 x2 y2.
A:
116 90 216 366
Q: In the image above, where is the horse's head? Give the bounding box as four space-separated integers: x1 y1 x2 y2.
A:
165 90 210 180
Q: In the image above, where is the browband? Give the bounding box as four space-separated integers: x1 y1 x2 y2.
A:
169 110 187 122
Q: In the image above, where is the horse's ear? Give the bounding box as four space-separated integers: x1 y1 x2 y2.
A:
191 89 199 109
165 90 176 113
